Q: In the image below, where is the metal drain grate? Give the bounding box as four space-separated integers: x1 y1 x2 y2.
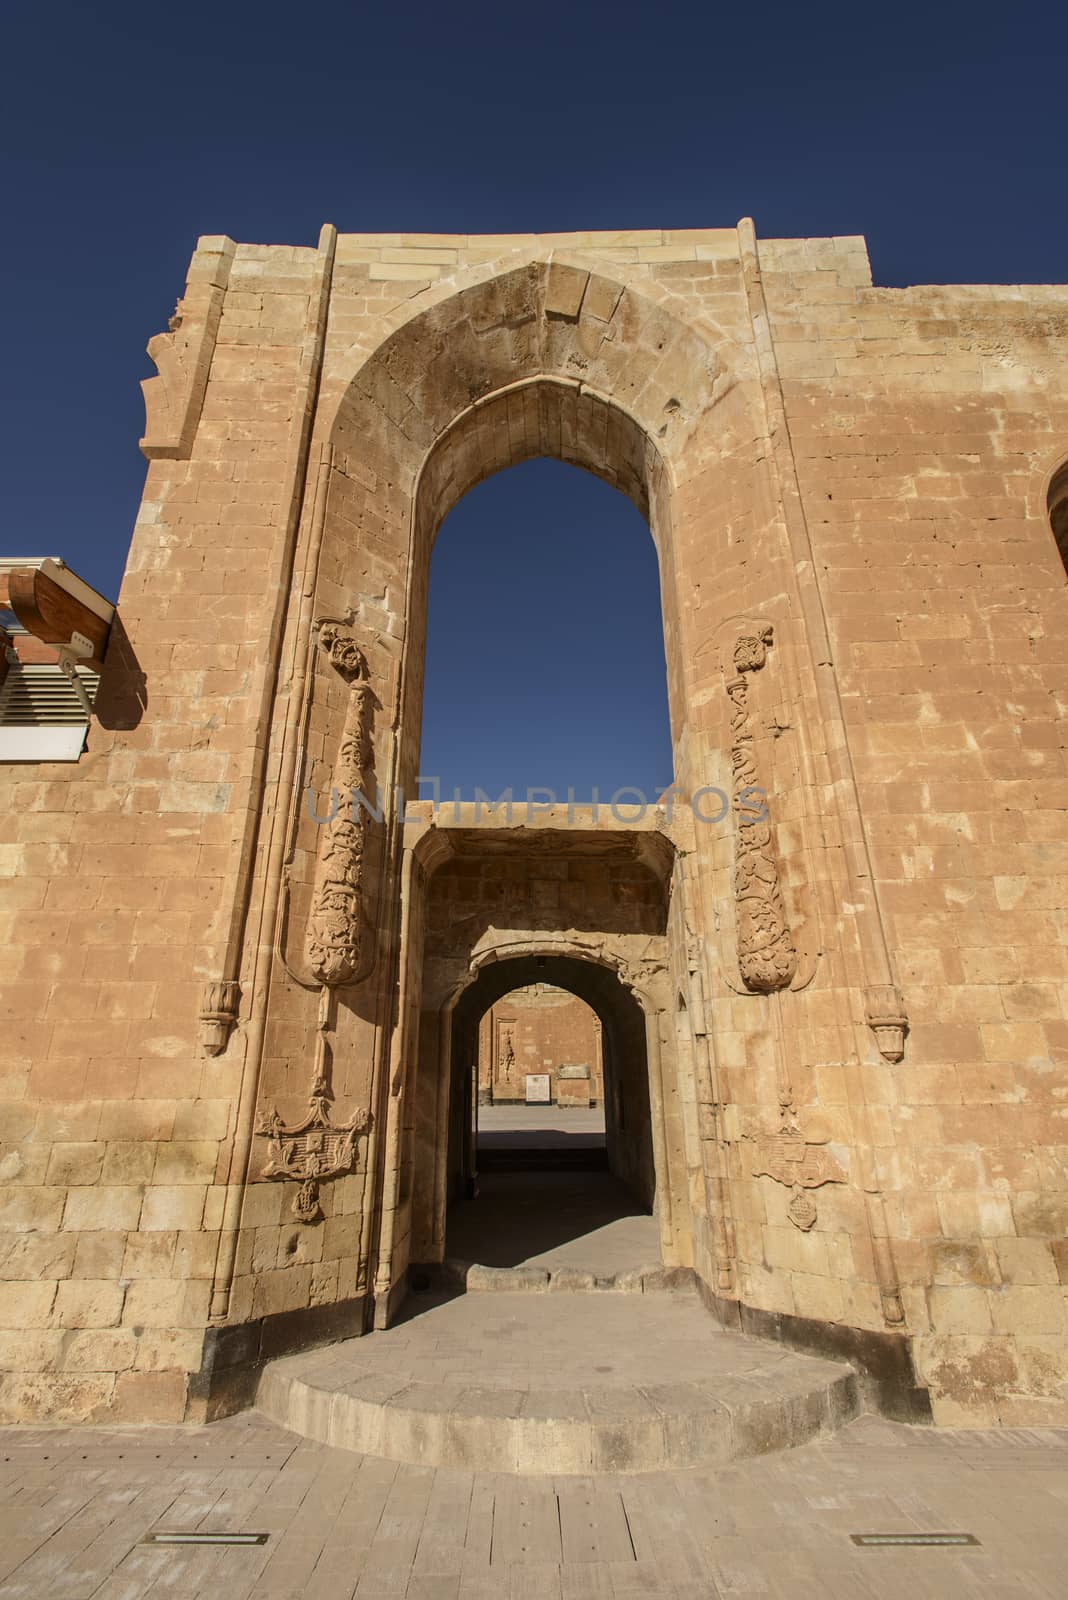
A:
851 1533 980 1548
143 1532 269 1547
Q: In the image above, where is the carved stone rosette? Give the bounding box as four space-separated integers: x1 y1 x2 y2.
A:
198 979 240 1057
726 626 798 993
256 1092 373 1224
306 622 376 987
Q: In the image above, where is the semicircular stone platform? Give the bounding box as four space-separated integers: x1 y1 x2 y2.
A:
256 1288 860 1474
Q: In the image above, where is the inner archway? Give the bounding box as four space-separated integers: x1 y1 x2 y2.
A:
443 953 660 1276
398 373 686 805
476 979 605 1163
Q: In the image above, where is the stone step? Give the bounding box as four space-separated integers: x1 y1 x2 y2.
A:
257 1289 860 1474
413 1259 690 1294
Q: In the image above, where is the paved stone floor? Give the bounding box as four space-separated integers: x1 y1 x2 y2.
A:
256 1289 854 1471
446 1172 659 1273
288 1286 842 1393
1 1411 1066 1598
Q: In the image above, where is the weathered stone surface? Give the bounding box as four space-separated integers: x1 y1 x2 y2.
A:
257 1288 857 1472
1 225 1067 1429
466 1265 550 1293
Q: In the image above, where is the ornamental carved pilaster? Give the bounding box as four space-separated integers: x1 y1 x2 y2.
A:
725 625 798 993
305 621 376 987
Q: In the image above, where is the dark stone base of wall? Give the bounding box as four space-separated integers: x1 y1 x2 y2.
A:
695 1278 932 1424
482 1097 601 1108
187 1294 371 1421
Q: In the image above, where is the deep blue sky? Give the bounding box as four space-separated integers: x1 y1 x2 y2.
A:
422 462 671 800
3 0 1065 792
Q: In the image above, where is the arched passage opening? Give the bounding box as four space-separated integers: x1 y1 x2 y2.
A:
401 375 682 805
301 258 724 1321
444 952 659 1275
313 257 722 820
475 981 605 1121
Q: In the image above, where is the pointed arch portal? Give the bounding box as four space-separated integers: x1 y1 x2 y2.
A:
220 237 932 1422
288 258 716 1323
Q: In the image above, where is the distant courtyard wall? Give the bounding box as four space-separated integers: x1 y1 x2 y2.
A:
476 984 603 1106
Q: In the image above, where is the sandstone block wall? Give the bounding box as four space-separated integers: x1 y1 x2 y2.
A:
0 224 1065 1426
757 251 1068 1421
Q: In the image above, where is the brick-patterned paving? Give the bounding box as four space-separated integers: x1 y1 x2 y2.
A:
0 1415 1066 1598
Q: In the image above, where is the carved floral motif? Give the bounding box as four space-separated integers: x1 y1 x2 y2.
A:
306 623 376 987
726 625 798 993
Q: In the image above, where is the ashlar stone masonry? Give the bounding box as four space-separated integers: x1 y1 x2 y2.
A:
2 223 1068 1429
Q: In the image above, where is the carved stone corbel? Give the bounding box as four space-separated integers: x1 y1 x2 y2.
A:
725 625 798 993
198 980 240 1057
865 986 909 1062
305 621 377 987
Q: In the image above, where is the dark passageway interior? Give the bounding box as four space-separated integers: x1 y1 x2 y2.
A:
446 1169 657 1273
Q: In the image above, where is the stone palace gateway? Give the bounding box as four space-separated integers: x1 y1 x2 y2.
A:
2 224 1068 1437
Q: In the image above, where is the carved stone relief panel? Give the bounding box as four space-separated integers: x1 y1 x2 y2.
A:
255 989 374 1222
305 621 377 987
750 1130 847 1232
724 623 798 993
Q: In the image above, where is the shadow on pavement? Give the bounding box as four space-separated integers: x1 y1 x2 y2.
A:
444 1169 653 1269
